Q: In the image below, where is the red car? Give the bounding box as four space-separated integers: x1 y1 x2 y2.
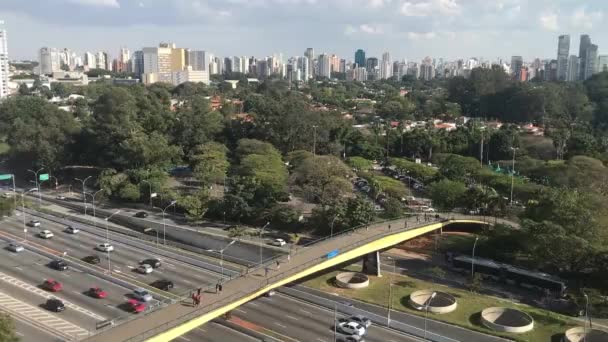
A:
43 279 62 292
88 287 107 299
127 299 146 313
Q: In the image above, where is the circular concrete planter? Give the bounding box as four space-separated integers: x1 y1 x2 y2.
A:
563 327 608 342
335 272 370 289
408 290 457 314
481 307 534 333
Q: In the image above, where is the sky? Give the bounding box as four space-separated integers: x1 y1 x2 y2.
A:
1 0 607 62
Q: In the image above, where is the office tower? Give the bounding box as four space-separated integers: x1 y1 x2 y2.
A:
131 50 143 77
304 48 314 79
380 52 392 79
556 35 570 81
599 55 608 73
355 49 365 68
84 51 96 69
142 44 172 83
584 44 598 79
187 50 207 71
317 53 331 78
578 34 591 80
365 57 378 72
510 56 523 80
545 59 558 81
328 54 340 73
339 59 346 73
223 57 232 74
171 48 186 71
95 51 106 69
0 28 7 98
39 47 60 75
420 57 435 81
567 55 579 81
297 56 309 80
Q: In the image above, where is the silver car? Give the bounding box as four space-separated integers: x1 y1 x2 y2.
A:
7 243 24 253
132 288 153 302
348 315 372 328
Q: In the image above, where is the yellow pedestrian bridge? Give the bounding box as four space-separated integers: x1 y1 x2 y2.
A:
87 214 506 342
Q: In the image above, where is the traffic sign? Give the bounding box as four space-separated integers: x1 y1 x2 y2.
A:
39 174 49 181
0 174 12 181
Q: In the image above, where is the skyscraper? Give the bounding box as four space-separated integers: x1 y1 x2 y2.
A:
557 35 570 81
566 55 579 81
39 47 60 75
579 34 591 80
380 52 392 79
599 55 608 73
131 50 143 77
355 49 365 68
317 53 331 78
297 56 309 80
329 54 340 73
510 56 523 80
0 27 7 98
585 44 598 79
84 51 96 69
142 44 172 83
187 50 207 71
304 48 314 79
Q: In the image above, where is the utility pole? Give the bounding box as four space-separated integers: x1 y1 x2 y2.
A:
480 131 484 167
312 125 318 157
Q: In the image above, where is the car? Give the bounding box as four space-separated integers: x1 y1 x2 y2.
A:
42 279 62 292
56 195 67 200
132 288 153 302
271 238 286 247
137 264 153 274
65 226 80 234
134 211 148 218
82 255 101 264
336 319 366 336
264 290 276 297
39 230 54 239
96 243 114 252
46 298 65 312
336 334 365 342
127 299 146 313
88 287 108 299
27 220 40 227
150 279 174 291
140 258 161 268
7 242 24 253
348 315 372 328
49 259 69 271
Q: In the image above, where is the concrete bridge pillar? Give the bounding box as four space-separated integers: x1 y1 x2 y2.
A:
361 251 382 277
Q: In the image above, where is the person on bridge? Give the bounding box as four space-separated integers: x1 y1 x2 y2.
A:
191 292 197 306
388 224 391 231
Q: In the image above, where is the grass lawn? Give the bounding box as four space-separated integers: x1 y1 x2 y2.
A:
0 142 9 155
302 265 575 342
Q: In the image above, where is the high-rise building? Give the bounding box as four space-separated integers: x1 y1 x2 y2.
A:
420 57 435 81
297 56 309 80
380 52 392 79
355 49 365 68
172 66 209 86
557 35 570 81
187 50 207 71
545 59 558 81
365 57 378 72
339 59 346 73
142 44 173 83
584 44 598 79
510 56 523 80
579 34 592 80
304 48 314 79
599 55 608 73
95 51 106 70
39 47 60 75
84 51 96 69
131 50 143 77
171 48 186 72
317 53 331 78
329 54 340 73
347 67 367 82
0 28 7 98
567 55 579 81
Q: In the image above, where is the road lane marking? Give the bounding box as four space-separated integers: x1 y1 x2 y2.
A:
177 336 191 341
286 315 297 320
299 309 311 315
235 309 247 314
274 322 287 328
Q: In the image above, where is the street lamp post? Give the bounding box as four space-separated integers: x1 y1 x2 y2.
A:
27 168 44 207
162 200 177 245
424 292 437 340
583 291 592 336
75 176 92 215
387 256 397 327
471 236 479 277
141 180 152 207
104 210 121 274
20 189 37 242
259 222 270 267
509 147 519 206
330 214 340 238
207 240 236 279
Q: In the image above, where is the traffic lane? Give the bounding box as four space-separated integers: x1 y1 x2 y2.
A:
0 244 131 322
39 194 282 264
238 293 420 342
4 216 221 291
11 316 60 342
183 322 261 342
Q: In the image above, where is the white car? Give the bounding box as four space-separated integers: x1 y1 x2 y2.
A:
137 264 153 274
7 243 24 253
65 226 80 234
56 195 67 200
27 220 41 227
132 288 153 302
271 238 286 247
96 243 114 252
39 230 54 239
337 319 366 336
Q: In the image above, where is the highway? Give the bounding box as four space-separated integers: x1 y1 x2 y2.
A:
2 213 223 293
181 322 262 342
212 292 421 342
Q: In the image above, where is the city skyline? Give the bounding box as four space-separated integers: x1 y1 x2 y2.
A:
1 0 607 61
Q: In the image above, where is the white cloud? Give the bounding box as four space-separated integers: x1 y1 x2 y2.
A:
367 0 391 8
571 7 603 29
401 0 461 17
138 1 144 7
539 12 558 31
66 0 120 7
344 23 384 35
406 31 437 40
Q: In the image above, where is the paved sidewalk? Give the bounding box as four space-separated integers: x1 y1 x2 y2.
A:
85 214 490 341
